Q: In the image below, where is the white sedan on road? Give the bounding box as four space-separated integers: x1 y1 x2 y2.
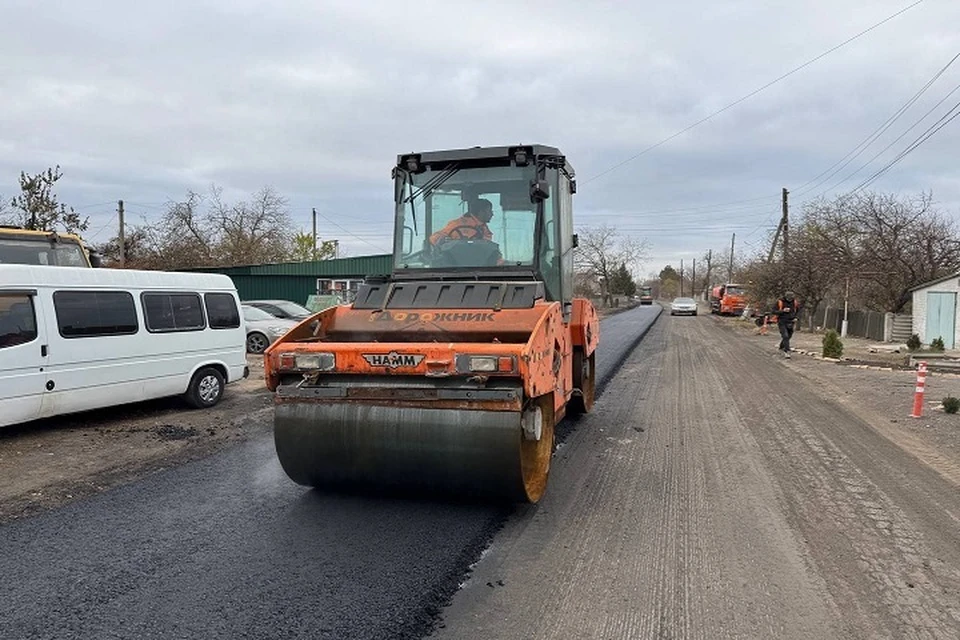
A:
670 297 699 316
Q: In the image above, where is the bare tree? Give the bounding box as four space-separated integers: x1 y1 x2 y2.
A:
573 269 599 298
739 191 960 319
209 186 293 266
131 185 297 270
575 224 648 306
847 191 960 312
94 225 154 268
148 190 215 268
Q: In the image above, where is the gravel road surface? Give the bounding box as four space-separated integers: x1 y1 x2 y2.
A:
0 305 661 640
436 312 960 639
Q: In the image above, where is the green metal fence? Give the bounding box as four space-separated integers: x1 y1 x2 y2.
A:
185 254 392 305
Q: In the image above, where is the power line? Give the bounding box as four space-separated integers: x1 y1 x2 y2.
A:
810 79 960 198
851 99 960 192
310 207 391 253
793 51 959 198
87 213 118 241
588 195 778 219
73 201 117 211
583 0 925 184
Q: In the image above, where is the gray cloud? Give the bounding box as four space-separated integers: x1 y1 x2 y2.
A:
1 0 958 268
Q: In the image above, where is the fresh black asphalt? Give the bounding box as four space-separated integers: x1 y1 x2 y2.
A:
0 304 661 640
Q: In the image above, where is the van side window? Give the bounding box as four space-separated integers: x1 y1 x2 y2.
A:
53 291 139 338
0 293 38 349
142 293 205 332
205 293 240 329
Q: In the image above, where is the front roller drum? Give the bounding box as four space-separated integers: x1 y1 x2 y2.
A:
274 399 554 503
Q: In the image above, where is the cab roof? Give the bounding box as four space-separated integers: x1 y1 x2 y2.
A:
397 144 574 174
0 226 84 242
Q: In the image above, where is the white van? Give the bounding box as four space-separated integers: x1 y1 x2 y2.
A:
0 265 249 428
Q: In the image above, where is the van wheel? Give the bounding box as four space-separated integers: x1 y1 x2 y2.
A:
186 367 225 409
247 332 269 354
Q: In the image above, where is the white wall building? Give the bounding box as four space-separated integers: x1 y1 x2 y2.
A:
911 272 960 349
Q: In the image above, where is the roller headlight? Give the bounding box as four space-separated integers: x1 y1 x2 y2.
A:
468 356 498 372
294 353 336 371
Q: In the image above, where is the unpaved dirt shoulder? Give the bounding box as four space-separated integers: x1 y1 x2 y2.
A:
712 313 960 486
0 356 273 525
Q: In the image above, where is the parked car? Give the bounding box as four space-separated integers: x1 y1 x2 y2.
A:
241 305 298 354
0 265 248 428
670 297 699 316
244 299 313 320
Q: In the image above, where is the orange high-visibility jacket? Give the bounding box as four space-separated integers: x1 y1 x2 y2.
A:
429 215 492 246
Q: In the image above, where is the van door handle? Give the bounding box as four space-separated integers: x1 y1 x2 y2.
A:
41 344 48 357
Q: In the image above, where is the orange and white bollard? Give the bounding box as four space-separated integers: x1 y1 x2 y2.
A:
910 361 928 418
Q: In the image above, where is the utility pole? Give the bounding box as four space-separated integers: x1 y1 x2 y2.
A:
705 249 713 289
782 187 790 261
767 221 783 263
728 233 735 282
842 275 850 338
767 187 791 263
117 199 125 268
312 207 318 261
692 259 697 299
680 259 684 297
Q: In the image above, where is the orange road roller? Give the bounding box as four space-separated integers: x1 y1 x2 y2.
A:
264 145 599 502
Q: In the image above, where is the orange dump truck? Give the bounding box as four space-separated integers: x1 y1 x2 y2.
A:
709 283 747 316
264 145 600 503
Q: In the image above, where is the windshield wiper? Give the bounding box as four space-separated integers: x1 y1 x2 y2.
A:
402 163 461 205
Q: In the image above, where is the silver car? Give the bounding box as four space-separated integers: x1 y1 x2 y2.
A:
243 299 314 320
670 297 699 316
241 305 299 353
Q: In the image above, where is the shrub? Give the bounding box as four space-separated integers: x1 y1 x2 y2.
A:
943 396 960 415
822 329 844 359
906 334 921 352
930 336 945 353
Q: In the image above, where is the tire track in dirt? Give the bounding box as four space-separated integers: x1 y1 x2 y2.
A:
437 314 843 639
706 319 960 639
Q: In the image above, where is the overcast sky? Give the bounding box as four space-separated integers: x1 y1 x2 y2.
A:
1 0 958 276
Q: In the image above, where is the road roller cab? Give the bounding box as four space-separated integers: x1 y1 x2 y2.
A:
265 145 599 503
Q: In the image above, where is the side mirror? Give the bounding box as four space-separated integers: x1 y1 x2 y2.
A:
530 179 550 202
572 233 579 248
569 180 577 194
88 251 103 268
